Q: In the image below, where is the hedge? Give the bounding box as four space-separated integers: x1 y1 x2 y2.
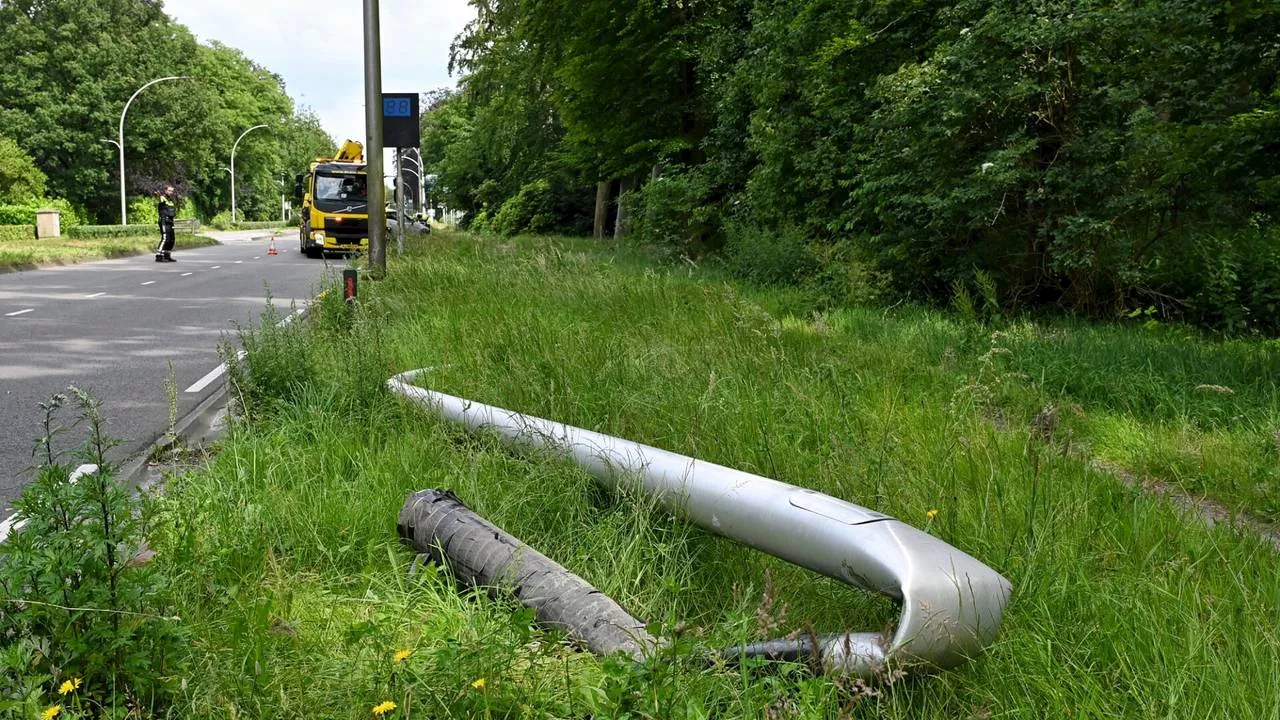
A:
0 225 35 242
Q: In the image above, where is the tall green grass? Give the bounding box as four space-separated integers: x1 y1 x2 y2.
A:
155 232 1280 718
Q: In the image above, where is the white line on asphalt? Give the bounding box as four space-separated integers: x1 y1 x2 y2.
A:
1 465 96 544
5 308 34 317
253 257 260 260
211 265 221 269
279 307 305 326
184 350 247 394
181 272 193 277
0 513 25 543
234 260 243 264
140 281 156 286
86 292 106 298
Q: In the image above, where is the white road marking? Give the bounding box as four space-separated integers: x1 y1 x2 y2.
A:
181 272 193 277
234 260 243 264
86 292 106 298
279 307 305 326
5 308 34 317
0 513 25 543
253 257 260 260
140 281 156 286
211 265 221 269
184 350 247 394
1 464 97 543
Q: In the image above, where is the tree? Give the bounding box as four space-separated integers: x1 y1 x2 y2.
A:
0 137 48 202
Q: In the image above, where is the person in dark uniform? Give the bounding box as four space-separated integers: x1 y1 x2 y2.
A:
154 186 177 262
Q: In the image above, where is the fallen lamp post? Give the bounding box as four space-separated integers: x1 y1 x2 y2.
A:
389 369 1012 677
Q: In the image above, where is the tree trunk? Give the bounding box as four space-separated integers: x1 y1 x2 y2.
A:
593 180 611 239
398 489 657 660
613 176 636 240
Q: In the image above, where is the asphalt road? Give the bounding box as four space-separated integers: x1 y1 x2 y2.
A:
0 231 338 511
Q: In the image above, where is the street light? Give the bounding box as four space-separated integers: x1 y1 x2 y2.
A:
115 76 190 225
230 124 269 225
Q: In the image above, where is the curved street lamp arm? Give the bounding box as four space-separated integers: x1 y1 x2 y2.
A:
117 75 191 225
119 76 190 139
232 124 271 156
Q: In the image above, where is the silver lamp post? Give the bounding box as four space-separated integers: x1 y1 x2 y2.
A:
230 124 269 225
116 76 189 226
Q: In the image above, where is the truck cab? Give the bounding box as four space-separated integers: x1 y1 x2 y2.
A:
296 141 370 258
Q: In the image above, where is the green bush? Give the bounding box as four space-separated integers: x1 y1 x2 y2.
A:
0 199 85 227
723 222 817 286
468 208 493 233
129 196 159 225
234 220 289 230
492 179 552 236
630 169 719 254
67 224 162 239
0 224 33 241
0 136 47 202
208 210 233 230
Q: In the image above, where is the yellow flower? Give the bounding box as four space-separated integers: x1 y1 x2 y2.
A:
371 700 397 716
393 649 412 664
926 509 938 520
57 677 82 695
471 677 486 691
42 706 62 720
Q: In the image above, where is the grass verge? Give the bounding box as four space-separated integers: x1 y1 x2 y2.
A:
9 231 1279 717
0 233 216 269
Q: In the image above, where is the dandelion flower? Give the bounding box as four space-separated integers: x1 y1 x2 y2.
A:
371 700 397 716
42 706 62 720
472 677 486 690
58 678 81 695
393 649 412 664
926 509 938 520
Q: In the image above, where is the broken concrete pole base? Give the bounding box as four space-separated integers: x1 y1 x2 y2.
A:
398 489 659 661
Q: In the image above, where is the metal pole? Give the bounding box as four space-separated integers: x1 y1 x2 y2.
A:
118 76 189 225
403 151 422 215
395 149 406 256
363 0 387 277
388 369 1012 676
230 124 269 225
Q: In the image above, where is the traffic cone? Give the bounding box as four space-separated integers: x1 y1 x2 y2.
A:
267 237 279 256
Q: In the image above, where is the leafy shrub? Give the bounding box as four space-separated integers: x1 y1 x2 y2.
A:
67 224 161 239
208 210 233 230
630 169 719 254
723 222 817 286
0 391 187 715
0 224 33 242
0 136 47 202
0 199 85 227
1155 224 1280 334
468 208 493 233
493 179 557 236
128 196 159 225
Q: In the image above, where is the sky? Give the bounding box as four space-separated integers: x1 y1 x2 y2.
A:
162 0 476 144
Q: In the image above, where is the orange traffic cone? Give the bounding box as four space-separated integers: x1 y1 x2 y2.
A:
267 237 279 256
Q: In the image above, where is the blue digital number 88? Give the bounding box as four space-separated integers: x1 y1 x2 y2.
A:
383 98 411 118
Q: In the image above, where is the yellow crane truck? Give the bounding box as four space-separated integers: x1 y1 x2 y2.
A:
295 140 369 258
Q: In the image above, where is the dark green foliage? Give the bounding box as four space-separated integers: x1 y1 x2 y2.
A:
431 0 1280 333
